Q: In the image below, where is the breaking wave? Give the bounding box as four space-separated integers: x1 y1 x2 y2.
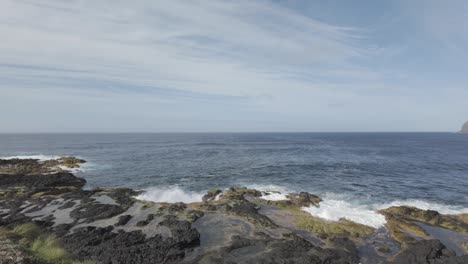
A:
303 194 468 228
0 154 62 161
302 198 387 228
135 186 204 203
246 186 468 229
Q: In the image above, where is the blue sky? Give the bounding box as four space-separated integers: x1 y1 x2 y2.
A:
1 0 467 132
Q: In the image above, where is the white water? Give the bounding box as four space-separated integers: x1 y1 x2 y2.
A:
375 199 468 215
261 192 289 201
302 194 468 228
246 184 291 201
0 154 62 161
135 186 204 203
246 186 468 228
302 198 387 228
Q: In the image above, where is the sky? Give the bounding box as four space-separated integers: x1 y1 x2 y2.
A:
1 0 467 132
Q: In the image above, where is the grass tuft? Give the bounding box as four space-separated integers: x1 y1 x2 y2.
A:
13 223 41 238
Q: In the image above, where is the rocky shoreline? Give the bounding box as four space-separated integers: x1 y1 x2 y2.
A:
0 157 467 264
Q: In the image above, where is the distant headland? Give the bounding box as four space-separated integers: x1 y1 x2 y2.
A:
460 121 468 133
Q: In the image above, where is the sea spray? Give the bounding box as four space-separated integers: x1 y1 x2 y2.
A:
136 186 204 203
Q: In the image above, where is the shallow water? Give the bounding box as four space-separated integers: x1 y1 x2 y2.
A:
1 132 467 223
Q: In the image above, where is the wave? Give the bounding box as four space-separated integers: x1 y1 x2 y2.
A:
135 186 204 203
245 184 291 201
375 199 468 215
303 194 468 228
245 186 468 228
0 154 62 161
302 198 387 228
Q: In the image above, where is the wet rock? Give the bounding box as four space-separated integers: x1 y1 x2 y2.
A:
195 194 276 228
202 189 222 202
287 192 322 207
261 191 322 209
379 206 468 246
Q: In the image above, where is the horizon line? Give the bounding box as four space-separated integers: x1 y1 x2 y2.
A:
0 131 460 134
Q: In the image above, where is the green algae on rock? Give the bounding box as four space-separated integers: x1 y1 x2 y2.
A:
379 206 468 235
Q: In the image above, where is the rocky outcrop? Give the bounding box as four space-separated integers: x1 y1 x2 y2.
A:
0 157 85 175
461 121 468 133
0 236 32 264
1 157 467 264
387 239 468 264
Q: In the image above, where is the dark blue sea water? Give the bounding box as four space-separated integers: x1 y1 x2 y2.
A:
1 133 467 211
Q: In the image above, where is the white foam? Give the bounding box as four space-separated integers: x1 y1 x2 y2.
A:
57 165 83 174
246 184 292 194
301 193 468 229
135 186 204 203
375 199 468 215
0 155 62 161
302 198 387 228
245 184 292 201
261 192 289 201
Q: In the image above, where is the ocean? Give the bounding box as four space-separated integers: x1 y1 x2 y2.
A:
1 132 467 227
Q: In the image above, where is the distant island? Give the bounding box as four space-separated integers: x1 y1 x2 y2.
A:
461 121 468 133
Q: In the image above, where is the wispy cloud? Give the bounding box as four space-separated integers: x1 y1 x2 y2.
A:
0 0 378 98
0 0 467 132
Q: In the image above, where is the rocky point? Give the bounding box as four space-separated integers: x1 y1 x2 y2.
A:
0 157 467 264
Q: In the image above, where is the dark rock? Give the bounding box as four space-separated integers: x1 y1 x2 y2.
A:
106 187 140 207
115 215 132 226
70 203 125 223
0 236 33 264
136 220 150 227
58 200 76 209
0 172 86 190
388 239 468 264
286 192 322 207
62 224 200 264
202 189 222 202
190 233 359 264
0 157 85 175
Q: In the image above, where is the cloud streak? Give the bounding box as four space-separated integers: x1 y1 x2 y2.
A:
0 0 378 97
0 0 467 132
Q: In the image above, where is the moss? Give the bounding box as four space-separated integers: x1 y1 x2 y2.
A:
226 186 262 197
56 157 86 168
5 223 94 264
139 200 156 210
379 206 468 235
288 208 374 237
382 215 428 244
